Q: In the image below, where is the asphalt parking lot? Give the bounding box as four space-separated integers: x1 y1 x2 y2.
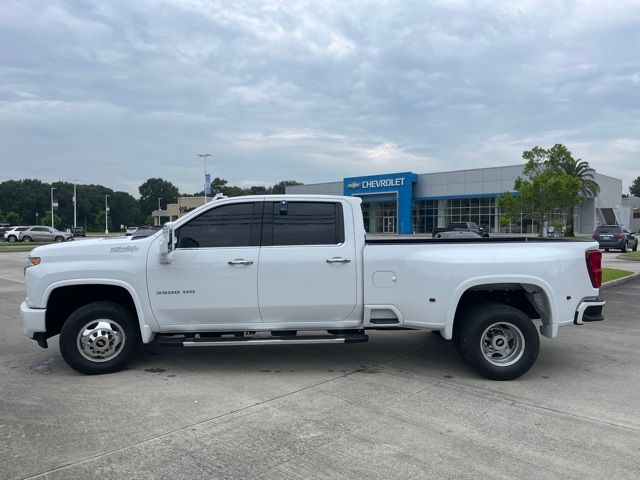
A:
1 251 639 479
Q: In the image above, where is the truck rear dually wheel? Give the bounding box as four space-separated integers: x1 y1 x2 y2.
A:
59 301 139 375
457 302 539 380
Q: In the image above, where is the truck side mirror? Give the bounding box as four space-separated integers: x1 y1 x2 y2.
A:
159 222 174 264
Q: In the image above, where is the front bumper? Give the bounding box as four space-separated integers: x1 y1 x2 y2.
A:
20 301 46 338
574 297 606 325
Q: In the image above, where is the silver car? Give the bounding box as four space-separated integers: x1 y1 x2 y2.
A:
19 226 73 243
4 226 30 242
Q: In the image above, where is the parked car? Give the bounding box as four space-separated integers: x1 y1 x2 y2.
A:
21 195 605 380
0 223 11 241
125 226 140 236
3 226 30 242
592 225 638 252
434 231 483 239
71 226 86 237
19 226 74 243
130 226 162 238
504 223 523 234
432 222 489 238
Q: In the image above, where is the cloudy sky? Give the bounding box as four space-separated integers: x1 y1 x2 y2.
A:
1 0 639 195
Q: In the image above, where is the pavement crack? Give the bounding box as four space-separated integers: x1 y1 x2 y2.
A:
19 368 363 480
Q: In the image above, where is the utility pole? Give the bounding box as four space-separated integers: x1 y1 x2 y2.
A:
157 197 162 226
50 187 57 228
105 195 110 234
71 180 79 228
198 153 212 203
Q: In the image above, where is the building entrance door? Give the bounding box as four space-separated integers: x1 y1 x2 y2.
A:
382 216 396 233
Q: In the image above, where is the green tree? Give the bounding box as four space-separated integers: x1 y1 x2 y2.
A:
138 178 179 218
630 176 640 197
41 213 62 228
95 211 113 232
545 144 600 236
499 147 582 236
109 191 142 230
270 180 303 194
4 211 22 225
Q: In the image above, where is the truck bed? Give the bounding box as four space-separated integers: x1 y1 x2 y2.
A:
365 236 591 244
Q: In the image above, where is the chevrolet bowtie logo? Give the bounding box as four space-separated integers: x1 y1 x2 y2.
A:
347 182 361 189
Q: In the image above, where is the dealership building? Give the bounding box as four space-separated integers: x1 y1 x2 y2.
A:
285 165 637 235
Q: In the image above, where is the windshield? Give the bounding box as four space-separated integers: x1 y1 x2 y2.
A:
596 226 621 233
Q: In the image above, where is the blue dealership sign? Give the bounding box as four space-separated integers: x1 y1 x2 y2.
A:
343 172 417 234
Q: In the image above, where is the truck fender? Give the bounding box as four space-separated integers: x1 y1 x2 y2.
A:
42 278 157 343
445 275 557 340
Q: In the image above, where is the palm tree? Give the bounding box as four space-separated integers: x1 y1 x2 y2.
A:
558 158 600 236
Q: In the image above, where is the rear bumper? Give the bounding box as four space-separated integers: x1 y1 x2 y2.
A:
574 297 606 325
20 301 46 338
597 240 624 249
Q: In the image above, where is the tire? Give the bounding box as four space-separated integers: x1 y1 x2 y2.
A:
22 236 32 243
59 301 139 375
55 236 64 242
621 242 627 253
633 241 638 252
7 235 16 243
457 302 539 380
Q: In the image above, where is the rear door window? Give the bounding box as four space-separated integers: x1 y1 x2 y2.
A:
262 201 344 246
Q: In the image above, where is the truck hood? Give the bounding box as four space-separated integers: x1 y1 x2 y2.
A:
29 235 157 259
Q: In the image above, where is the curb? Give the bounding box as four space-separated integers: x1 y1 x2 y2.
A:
615 255 640 261
600 272 640 291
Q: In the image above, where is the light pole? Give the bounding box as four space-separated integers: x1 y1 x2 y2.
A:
50 187 57 228
68 178 79 229
35 212 39 225
104 194 110 234
157 197 162 226
198 153 212 203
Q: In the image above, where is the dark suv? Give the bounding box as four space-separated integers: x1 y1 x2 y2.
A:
592 225 638 252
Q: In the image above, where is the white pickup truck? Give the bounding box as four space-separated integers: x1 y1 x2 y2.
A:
20 195 606 380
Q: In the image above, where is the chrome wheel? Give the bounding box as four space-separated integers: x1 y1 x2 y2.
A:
480 322 525 367
76 320 126 362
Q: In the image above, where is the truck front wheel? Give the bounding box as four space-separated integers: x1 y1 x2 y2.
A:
457 302 539 380
59 301 139 375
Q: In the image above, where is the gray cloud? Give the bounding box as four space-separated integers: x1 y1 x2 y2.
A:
1 0 639 194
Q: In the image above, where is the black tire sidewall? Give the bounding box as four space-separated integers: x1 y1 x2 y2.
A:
55 236 64 242
59 302 139 375
459 303 539 381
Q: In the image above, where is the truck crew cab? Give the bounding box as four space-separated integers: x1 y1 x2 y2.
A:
21 195 605 380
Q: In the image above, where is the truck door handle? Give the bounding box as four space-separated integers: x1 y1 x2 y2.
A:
326 257 351 264
228 259 254 266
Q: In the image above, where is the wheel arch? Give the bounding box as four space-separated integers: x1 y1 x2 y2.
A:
445 276 556 340
43 279 155 343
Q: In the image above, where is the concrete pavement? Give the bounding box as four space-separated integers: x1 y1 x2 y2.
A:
1 251 639 479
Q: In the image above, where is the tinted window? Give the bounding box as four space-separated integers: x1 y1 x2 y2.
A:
596 226 621 233
32 227 48 232
262 201 344 246
16 227 29 231
176 202 261 248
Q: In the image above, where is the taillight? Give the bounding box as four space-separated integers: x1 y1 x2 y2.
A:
586 250 602 288
592 232 598 239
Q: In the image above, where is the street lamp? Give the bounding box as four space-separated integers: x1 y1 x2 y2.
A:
67 178 80 229
35 212 39 225
157 197 162 226
105 194 110 234
50 187 57 228
198 153 212 203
